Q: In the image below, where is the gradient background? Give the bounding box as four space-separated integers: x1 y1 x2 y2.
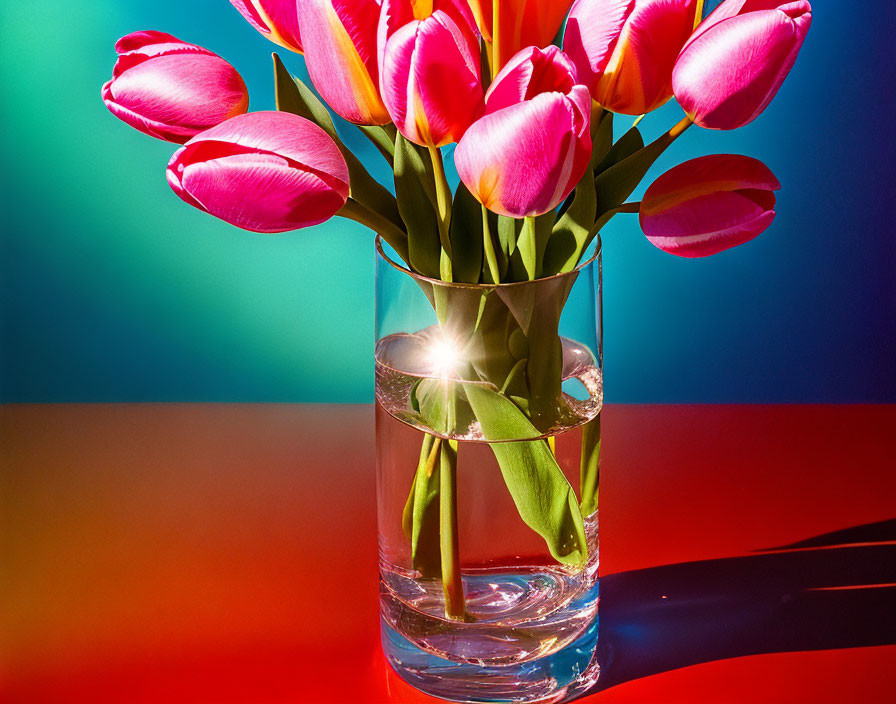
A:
1 1 893 403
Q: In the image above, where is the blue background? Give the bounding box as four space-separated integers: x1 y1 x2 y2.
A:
1 1 893 402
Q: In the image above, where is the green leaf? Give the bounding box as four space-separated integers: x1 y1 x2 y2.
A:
544 166 597 276
448 182 484 284
463 383 588 567
357 124 396 165
394 134 441 278
596 126 644 174
508 212 554 281
591 110 615 170
273 53 402 229
579 415 601 516
594 132 667 215
496 216 521 279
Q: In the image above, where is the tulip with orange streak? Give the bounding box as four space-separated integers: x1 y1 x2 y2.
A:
166 111 350 233
639 154 780 257
466 0 575 71
298 0 390 126
102 31 249 144
455 46 592 218
380 9 484 147
673 0 812 130
229 0 303 53
564 0 699 115
378 0 477 65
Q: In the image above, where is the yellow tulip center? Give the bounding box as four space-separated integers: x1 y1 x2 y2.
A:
410 0 434 20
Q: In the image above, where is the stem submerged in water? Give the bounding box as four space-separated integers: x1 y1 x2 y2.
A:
439 438 466 620
580 414 601 517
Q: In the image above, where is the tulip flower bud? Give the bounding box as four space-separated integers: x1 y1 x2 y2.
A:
639 154 780 257
673 0 812 130
298 0 390 126
380 9 484 147
378 0 477 68
456 46 592 218
229 0 303 53
166 111 350 233
101 31 249 144
466 1 575 71
564 0 698 115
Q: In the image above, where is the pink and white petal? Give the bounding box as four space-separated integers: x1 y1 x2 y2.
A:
642 188 775 239
457 94 582 217
300 0 389 124
564 0 633 90
674 7 808 129
484 47 538 112
103 86 201 143
182 113 350 193
177 152 347 232
380 21 418 137
413 12 482 144
107 55 249 131
643 154 780 214
645 208 776 257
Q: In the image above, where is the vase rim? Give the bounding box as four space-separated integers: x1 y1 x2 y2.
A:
375 235 601 290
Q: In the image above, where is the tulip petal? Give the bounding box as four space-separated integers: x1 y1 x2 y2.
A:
485 45 577 113
102 33 249 143
674 1 812 129
456 90 590 217
564 0 633 80
640 153 780 213
300 0 390 125
643 194 776 256
640 154 780 257
166 112 349 233
230 0 303 53
381 11 482 146
105 55 249 134
175 152 345 232
179 112 350 193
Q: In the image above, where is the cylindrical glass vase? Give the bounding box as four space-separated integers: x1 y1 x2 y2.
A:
375 236 602 703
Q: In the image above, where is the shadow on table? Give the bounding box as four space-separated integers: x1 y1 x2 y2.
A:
584 518 896 696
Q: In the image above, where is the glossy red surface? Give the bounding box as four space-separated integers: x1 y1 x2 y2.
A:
2 405 894 703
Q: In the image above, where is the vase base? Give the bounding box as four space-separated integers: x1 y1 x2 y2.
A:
381 613 599 703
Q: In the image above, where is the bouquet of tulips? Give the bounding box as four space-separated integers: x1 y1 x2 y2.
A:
103 0 812 619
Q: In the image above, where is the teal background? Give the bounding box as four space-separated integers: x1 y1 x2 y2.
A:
1 1 893 402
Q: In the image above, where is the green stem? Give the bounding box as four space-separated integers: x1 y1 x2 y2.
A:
402 433 435 539
482 205 501 284
519 215 538 280
580 415 601 516
338 198 409 264
427 145 454 282
439 438 465 620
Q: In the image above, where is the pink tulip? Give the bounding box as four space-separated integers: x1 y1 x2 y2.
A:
466 1 575 72
455 46 592 218
380 9 483 147
673 0 812 130
298 0 390 125
229 0 303 53
101 31 249 144
564 0 698 115
166 111 350 233
378 0 477 66
639 154 780 257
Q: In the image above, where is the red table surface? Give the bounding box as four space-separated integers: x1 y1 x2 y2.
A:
1 404 894 704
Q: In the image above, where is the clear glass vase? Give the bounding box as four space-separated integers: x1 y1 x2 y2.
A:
375 236 602 703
